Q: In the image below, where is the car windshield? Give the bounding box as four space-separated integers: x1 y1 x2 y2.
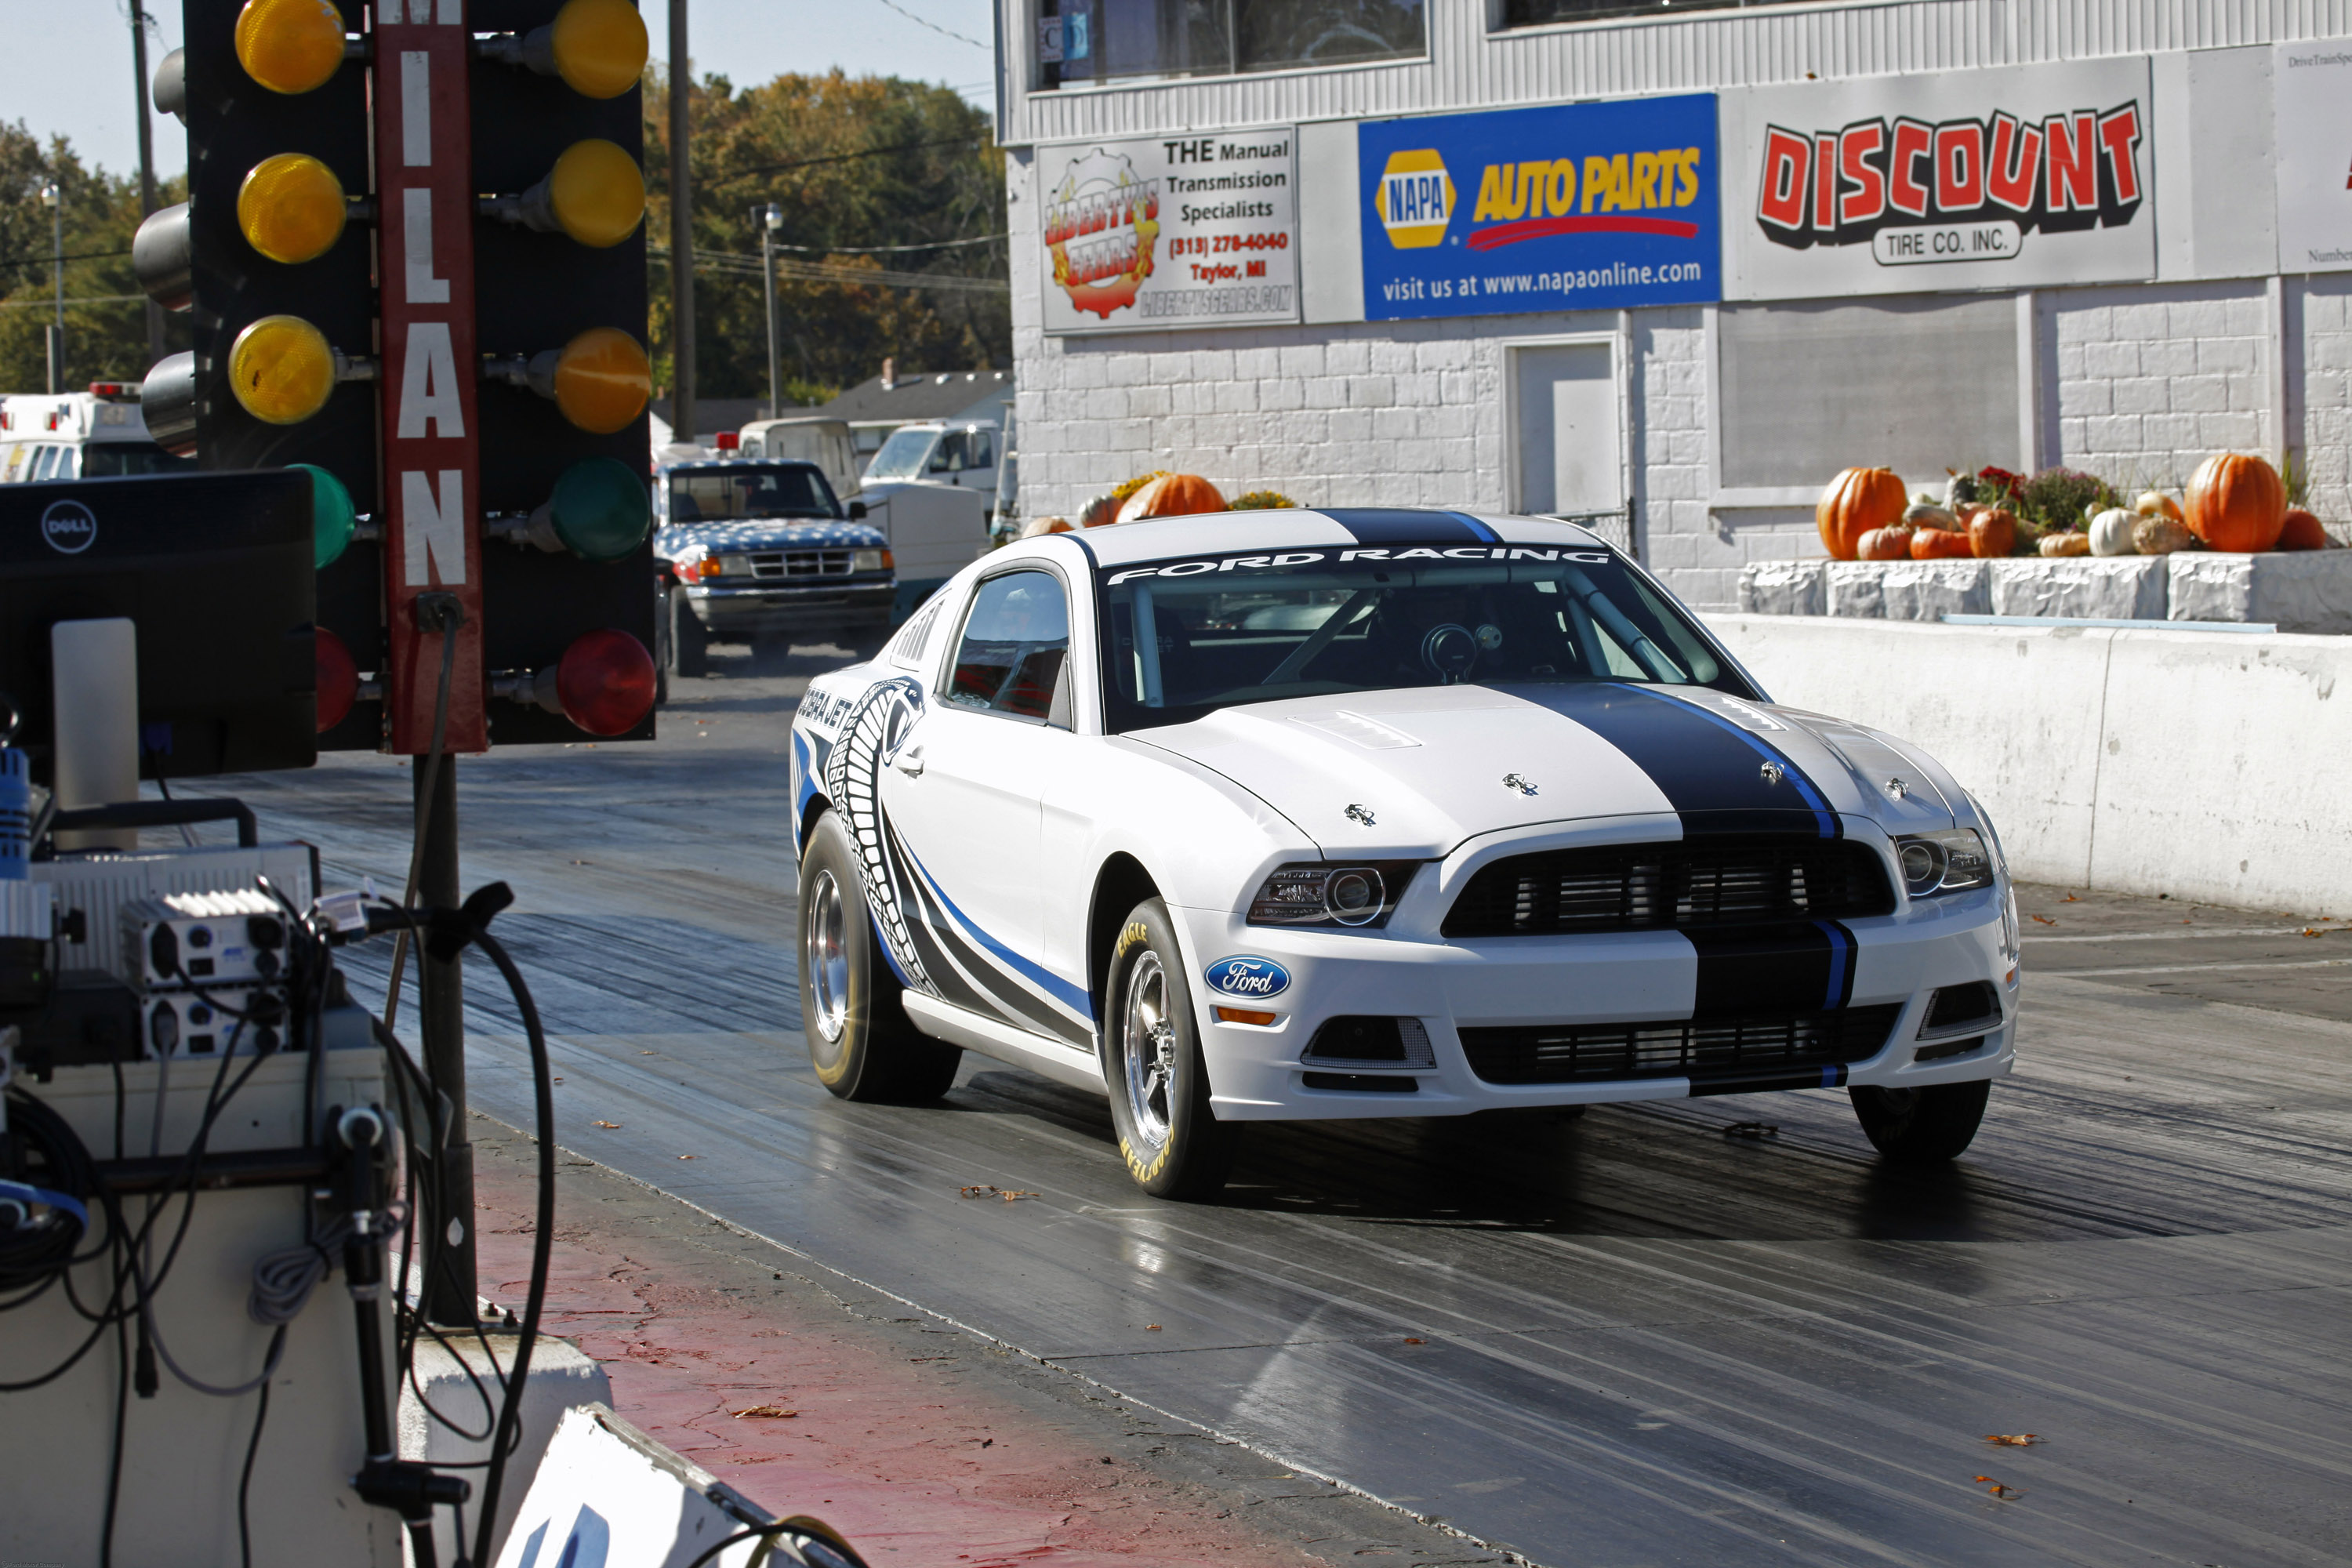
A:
666 463 837 523
80 441 194 478
1097 543 1754 733
864 427 934 481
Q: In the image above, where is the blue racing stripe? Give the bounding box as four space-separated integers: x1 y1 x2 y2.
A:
1816 918 1855 1011
1319 508 1501 545
899 843 1094 1017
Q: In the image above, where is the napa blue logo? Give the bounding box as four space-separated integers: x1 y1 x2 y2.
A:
1205 956 1290 999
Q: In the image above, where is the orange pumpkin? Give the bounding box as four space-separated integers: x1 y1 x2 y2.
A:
1114 473 1225 524
1857 525 1915 561
1968 508 2019 559
2278 507 2328 551
1911 528 1974 560
1817 467 1908 561
2186 453 2288 553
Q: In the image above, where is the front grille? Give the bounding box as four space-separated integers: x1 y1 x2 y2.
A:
1443 836 1893 939
1459 1004 1904 1086
749 549 853 579
1922 981 2000 1035
1302 1015 1437 1068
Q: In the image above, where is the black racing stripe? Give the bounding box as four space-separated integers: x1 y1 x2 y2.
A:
1319 508 1500 545
1686 920 1857 1018
1508 683 1839 838
890 837 1093 1047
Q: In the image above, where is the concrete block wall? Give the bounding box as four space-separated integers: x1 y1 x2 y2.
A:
2298 273 2352 524
2045 281 2275 492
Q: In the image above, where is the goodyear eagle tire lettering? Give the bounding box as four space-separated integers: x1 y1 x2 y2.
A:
1101 898 1239 1201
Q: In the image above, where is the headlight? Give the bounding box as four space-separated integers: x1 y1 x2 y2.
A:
852 548 888 573
1247 862 1417 928
1894 829 1994 898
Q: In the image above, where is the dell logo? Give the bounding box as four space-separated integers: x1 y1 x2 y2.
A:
41 499 96 555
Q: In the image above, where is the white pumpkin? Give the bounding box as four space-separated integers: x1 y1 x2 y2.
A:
2089 507 2140 556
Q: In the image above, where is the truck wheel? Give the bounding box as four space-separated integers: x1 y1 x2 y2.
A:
1104 899 1237 1200
1849 1080 1990 1164
668 588 710 679
797 809 960 1102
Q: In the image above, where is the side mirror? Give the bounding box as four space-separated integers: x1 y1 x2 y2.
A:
848 501 867 519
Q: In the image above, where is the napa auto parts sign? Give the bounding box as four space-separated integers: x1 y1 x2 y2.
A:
1358 94 1720 321
1039 132 1299 336
1722 57 2154 300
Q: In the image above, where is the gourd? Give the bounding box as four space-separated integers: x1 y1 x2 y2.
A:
2132 516 2194 555
2039 532 2091 557
1077 494 1122 529
2278 507 2329 551
2185 453 2288 553
2089 507 2139 556
1857 525 1915 561
1817 467 1908 561
2135 491 2186 524
1904 502 1959 531
1968 509 2018 559
1910 528 1973 560
1114 473 1226 524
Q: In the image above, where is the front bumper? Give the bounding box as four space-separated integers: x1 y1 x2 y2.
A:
684 579 893 639
1171 883 2017 1122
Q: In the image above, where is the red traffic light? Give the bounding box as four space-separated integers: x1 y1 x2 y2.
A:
492 630 655 738
316 626 358 731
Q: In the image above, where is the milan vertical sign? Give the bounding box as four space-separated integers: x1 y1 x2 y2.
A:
374 0 486 753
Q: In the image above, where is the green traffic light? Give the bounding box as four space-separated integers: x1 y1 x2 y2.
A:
545 456 651 562
292 462 356 568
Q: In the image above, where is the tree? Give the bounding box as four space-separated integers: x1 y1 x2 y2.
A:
646 68 1008 406
0 122 187 392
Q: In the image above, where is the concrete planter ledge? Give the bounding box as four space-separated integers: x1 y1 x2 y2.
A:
1739 550 2352 632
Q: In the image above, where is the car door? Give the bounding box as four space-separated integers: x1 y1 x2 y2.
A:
879 565 1083 1038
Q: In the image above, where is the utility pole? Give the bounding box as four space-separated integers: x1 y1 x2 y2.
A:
128 3 165 368
666 0 695 441
41 183 62 394
760 201 782 419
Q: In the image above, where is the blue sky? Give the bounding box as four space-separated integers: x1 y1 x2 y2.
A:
0 0 999 181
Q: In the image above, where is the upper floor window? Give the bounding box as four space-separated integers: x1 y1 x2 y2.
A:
1036 0 1425 89
1497 0 1802 31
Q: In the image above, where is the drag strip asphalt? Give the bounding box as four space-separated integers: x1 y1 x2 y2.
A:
217 648 2352 1567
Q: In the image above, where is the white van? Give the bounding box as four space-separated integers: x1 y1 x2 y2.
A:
0 385 191 484
738 416 862 503
861 419 1000 515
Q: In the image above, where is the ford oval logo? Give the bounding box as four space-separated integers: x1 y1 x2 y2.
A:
41 499 96 555
1205 956 1290 999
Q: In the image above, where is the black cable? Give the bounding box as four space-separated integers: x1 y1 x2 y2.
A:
383 608 462 1029
100 1248 128 1568
238 1351 274 1568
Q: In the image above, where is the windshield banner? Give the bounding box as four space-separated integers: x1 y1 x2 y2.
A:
1721 56 2154 299
1357 94 1722 321
1038 131 1300 336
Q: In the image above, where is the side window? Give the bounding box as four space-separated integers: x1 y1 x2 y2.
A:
967 430 995 470
31 446 59 481
926 434 956 473
888 597 944 670
946 570 1069 722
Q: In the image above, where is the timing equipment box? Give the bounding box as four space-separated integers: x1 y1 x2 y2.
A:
119 889 289 991
140 982 289 1058
33 842 316 981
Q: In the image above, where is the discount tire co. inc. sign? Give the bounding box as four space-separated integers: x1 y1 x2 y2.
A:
1721 56 2154 300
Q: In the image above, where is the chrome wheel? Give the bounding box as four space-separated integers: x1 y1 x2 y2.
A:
1119 950 1177 1150
804 868 850 1056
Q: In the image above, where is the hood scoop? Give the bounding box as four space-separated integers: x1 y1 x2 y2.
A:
1291 711 1421 750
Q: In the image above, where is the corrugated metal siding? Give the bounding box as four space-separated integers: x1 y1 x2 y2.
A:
1004 0 2352 145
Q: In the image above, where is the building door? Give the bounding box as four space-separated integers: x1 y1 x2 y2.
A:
1512 343 1628 553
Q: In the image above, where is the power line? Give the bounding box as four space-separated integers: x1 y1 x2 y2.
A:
720 135 985 182
0 245 136 270
0 293 143 309
648 245 1007 295
772 231 1005 255
871 0 990 49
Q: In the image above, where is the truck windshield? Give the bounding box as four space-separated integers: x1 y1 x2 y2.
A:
81 441 195 478
666 464 838 523
864 427 934 481
1097 544 1754 733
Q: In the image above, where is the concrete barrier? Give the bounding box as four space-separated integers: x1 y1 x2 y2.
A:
1709 614 2352 915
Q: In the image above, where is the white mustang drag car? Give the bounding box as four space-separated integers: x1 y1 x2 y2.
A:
790 510 2020 1198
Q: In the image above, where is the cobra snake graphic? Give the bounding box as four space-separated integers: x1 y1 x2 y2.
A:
822 676 932 992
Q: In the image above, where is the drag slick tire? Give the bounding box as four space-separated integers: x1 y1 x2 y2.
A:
1849 1080 1990 1164
797 809 960 1102
1104 899 1237 1200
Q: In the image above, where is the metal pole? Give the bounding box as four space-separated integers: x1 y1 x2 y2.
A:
129 4 164 368
761 205 781 421
43 183 62 394
666 0 695 442
415 756 476 1326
